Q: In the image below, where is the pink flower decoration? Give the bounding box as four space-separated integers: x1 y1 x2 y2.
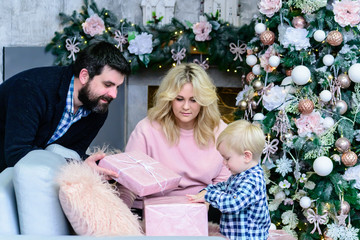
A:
333 0 360 27
260 46 277 73
295 111 325 137
192 20 212 42
82 14 105 37
258 0 282 18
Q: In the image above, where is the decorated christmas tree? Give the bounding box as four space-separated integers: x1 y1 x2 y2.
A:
234 0 360 239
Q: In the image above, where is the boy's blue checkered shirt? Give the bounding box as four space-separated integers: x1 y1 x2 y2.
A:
205 164 270 240
47 76 90 144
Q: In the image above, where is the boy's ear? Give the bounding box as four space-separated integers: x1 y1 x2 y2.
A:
244 150 253 163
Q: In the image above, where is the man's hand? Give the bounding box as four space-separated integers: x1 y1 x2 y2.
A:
84 152 119 180
186 190 207 203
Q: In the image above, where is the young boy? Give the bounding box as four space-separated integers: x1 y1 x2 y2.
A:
187 120 270 240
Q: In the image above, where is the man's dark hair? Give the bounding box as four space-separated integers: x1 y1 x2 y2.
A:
73 41 131 79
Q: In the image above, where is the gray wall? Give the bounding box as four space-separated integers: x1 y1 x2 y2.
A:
0 0 258 82
1 0 258 150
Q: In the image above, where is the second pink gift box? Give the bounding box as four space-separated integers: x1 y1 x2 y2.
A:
143 196 208 236
99 151 182 197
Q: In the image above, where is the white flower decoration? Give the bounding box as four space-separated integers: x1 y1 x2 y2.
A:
235 85 250 106
279 25 310 51
128 32 153 55
262 85 291 111
299 173 307 183
343 164 360 190
279 179 291 189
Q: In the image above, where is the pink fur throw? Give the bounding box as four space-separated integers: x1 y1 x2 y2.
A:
56 161 143 236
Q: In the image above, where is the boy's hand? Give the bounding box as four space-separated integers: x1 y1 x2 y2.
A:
186 190 207 203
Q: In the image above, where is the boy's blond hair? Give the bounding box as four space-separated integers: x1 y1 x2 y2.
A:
216 120 265 161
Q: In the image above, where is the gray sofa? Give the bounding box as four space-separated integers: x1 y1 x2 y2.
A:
0 145 223 239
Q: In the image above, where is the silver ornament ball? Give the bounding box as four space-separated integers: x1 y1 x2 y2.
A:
332 100 348 115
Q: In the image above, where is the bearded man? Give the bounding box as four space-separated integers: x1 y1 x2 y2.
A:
0 41 130 173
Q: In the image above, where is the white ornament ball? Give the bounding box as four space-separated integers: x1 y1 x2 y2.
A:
269 223 277 230
313 30 326 42
255 23 266 34
300 196 312 209
246 55 257 66
253 113 265 121
348 63 360 83
269 55 280 67
323 54 335 66
319 90 332 102
275 191 286 200
252 64 261 75
313 156 333 176
323 117 335 129
291 65 311 85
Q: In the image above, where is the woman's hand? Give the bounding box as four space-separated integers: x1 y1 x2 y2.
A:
84 152 119 180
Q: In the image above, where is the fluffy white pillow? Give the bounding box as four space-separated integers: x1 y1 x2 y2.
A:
56 161 143 236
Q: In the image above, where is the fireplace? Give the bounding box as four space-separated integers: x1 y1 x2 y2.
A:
127 67 243 143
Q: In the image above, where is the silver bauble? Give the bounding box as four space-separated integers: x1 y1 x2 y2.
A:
332 100 348 115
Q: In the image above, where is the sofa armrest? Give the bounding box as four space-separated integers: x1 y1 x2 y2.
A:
13 150 71 235
0 167 20 235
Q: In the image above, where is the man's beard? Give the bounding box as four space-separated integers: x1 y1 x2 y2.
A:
78 83 113 114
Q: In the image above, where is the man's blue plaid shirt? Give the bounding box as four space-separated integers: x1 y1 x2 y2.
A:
47 76 90 144
205 164 270 240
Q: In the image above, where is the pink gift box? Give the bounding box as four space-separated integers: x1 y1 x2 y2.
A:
99 151 181 197
268 230 296 240
144 196 208 236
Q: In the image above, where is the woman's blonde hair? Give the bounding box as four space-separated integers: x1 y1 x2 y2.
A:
148 63 220 147
216 120 265 161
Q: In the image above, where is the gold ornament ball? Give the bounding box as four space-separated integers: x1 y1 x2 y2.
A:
292 16 307 29
238 100 248 110
341 151 358 167
332 100 348 115
338 73 351 89
250 100 258 110
327 31 343 46
260 30 275 45
252 79 264 91
246 72 256 84
338 200 351 215
298 99 314 115
335 137 351 153
324 231 334 240
285 68 293 76
324 234 334 240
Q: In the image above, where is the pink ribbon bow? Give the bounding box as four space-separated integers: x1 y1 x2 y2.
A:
307 209 327 235
257 82 274 106
114 30 128 52
193 58 209 70
65 37 80 61
229 42 247 62
262 138 279 164
171 48 186 65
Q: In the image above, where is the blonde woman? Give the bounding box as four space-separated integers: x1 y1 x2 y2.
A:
125 63 230 221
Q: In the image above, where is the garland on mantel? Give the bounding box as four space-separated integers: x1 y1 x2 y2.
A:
46 0 254 75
